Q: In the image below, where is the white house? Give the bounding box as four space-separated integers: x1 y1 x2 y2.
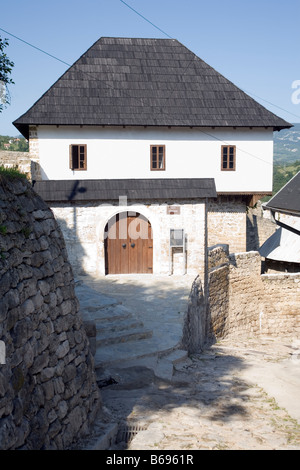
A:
13 37 291 277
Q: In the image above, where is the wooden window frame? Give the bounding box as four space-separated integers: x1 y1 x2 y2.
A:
221 145 236 171
69 144 87 171
150 145 166 171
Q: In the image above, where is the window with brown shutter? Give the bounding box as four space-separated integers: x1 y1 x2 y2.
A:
150 145 166 171
70 144 87 171
221 145 236 171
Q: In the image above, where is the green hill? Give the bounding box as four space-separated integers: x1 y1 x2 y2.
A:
0 135 29 152
273 160 300 195
273 123 300 164
271 123 300 197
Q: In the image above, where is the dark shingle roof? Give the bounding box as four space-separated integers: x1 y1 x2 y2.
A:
33 178 217 202
14 37 292 138
263 171 300 216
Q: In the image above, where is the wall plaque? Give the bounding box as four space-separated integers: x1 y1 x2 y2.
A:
167 206 180 215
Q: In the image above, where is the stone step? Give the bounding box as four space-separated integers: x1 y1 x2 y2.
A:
94 336 174 372
96 328 153 347
154 349 188 380
81 304 133 323
93 331 188 375
95 317 144 335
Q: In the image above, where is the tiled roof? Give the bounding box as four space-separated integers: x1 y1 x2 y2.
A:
33 178 217 202
14 37 292 138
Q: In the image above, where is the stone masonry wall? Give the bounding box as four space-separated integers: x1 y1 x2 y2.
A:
246 201 277 251
183 245 300 350
261 273 300 334
182 276 207 354
224 251 263 338
28 126 41 181
207 197 247 254
0 151 32 180
0 175 101 450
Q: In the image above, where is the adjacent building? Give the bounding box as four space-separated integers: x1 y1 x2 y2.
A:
260 171 300 272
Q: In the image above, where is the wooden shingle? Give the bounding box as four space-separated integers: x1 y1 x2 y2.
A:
14 37 292 138
33 178 217 202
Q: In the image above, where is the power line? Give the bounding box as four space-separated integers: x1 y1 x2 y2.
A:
119 0 173 39
0 25 296 167
0 27 71 67
118 2 300 122
1 23 299 122
197 128 273 167
242 88 300 120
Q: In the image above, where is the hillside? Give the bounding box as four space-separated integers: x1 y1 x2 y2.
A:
273 123 300 164
273 160 300 195
0 135 29 152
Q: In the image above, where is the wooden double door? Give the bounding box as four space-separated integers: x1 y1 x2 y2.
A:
105 212 153 274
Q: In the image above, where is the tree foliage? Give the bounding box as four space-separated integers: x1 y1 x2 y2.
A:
0 35 14 113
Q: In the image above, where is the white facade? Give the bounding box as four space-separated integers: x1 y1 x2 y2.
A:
35 125 274 194
51 200 206 277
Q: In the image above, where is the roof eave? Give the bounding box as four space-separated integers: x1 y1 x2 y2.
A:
262 204 300 218
12 121 292 140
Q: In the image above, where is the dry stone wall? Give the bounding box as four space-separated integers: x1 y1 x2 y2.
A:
0 175 101 450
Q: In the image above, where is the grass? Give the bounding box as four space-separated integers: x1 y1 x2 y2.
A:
0 165 27 180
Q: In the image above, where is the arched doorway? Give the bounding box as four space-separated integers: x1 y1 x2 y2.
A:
104 212 153 274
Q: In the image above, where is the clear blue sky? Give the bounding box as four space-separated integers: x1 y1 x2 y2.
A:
1 0 299 136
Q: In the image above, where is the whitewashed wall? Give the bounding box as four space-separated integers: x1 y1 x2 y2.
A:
36 126 274 194
51 200 206 277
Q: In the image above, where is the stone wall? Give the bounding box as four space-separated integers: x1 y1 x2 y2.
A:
28 126 41 181
261 273 300 334
182 276 207 354
246 201 277 251
0 150 33 180
183 245 300 351
207 196 247 254
0 175 101 450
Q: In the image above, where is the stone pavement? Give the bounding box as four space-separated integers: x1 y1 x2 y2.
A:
75 274 195 380
102 336 300 451
74 274 300 451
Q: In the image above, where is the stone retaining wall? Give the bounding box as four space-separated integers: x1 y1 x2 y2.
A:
183 245 300 352
0 175 101 450
0 151 32 180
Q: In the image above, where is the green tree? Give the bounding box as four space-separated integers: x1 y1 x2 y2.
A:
0 35 14 113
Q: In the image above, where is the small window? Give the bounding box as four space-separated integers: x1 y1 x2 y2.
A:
221 145 236 171
70 144 87 171
151 145 165 171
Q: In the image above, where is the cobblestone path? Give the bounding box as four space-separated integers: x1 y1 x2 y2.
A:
100 336 300 451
